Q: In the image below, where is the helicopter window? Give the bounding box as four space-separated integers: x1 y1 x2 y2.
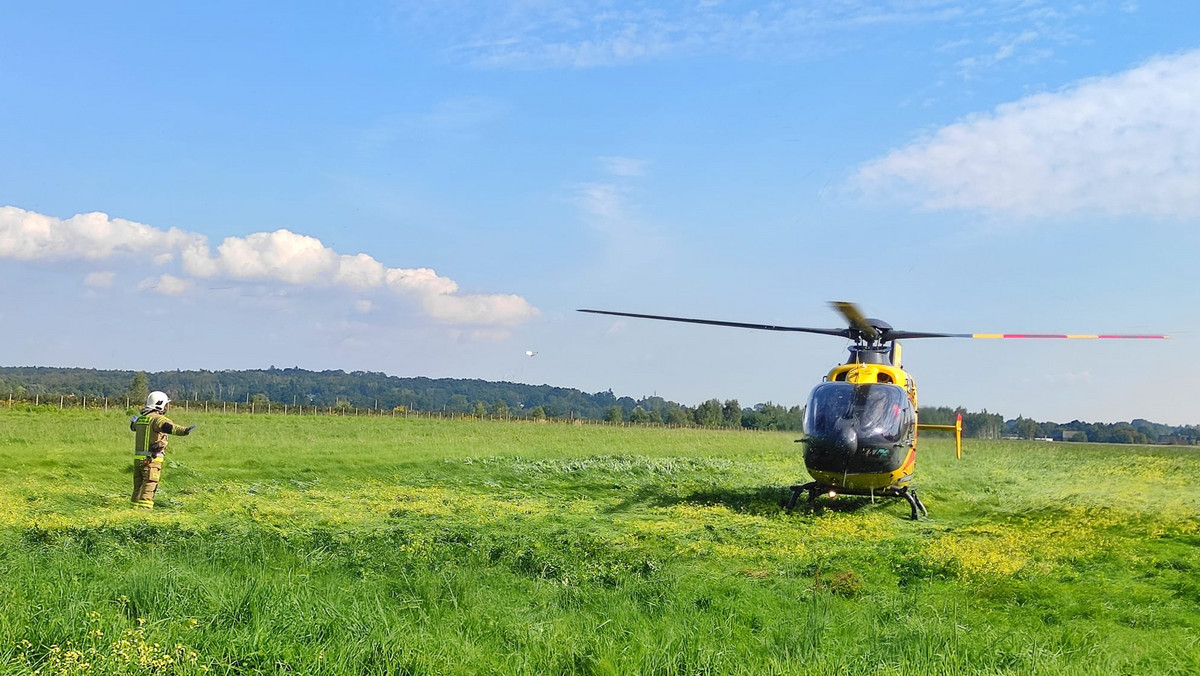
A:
876 373 892 383
804 382 913 447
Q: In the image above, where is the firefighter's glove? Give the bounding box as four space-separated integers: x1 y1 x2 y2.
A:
182 425 196 436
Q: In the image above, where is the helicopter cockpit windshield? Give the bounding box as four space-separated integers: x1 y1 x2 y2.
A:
804 382 914 450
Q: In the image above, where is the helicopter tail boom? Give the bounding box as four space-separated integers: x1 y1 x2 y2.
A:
917 413 963 460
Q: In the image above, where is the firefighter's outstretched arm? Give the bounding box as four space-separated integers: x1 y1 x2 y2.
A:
157 419 195 436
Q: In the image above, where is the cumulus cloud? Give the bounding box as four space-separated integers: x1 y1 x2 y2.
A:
1 206 539 325
854 49 1200 219
191 229 340 284
385 267 460 296
336 254 388 289
0 206 198 261
422 293 540 325
138 274 191 296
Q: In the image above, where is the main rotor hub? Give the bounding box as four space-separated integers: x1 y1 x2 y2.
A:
848 317 892 347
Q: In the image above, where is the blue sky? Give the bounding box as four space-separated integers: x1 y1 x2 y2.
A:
2 1 1197 424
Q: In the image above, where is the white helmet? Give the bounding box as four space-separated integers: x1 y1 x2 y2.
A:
146 391 171 412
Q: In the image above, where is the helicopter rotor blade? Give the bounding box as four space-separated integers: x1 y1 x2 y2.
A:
577 309 849 338
965 333 1169 339
882 330 1169 340
886 330 974 340
883 331 1170 339
580 308 1169 341
828 301 879 341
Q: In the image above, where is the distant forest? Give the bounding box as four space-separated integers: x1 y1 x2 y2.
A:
0 366 1196 444
915 407 1199 446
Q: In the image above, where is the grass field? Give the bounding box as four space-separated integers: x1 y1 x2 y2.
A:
1 407 1198 675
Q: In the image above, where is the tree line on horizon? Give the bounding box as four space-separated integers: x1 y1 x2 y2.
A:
0 366 1195 444
915 406 1198 445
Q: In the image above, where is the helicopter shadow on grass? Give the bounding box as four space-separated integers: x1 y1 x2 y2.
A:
784 492 913 519
602 483 897 519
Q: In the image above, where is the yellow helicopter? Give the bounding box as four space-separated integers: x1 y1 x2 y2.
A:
580 302 1167 519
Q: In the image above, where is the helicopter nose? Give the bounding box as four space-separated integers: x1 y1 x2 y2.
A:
836 423 858 455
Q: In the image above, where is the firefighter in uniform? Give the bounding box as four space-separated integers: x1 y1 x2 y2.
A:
129 391 195 509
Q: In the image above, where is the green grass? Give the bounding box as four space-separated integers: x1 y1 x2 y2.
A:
1 407 1198 674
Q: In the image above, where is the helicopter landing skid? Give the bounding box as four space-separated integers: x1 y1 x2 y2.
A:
786 482 928 520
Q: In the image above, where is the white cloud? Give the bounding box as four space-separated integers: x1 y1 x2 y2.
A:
354 299 373 314
422 292 540 325
1 206 539 326
385 267 460 296
138 274 191 296
186 230 341 284
0 206 197 261
336 254 388 289
83 271 115 288
855 49 1200 219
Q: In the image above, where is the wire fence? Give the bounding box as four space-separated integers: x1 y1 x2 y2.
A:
0 394 774 432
